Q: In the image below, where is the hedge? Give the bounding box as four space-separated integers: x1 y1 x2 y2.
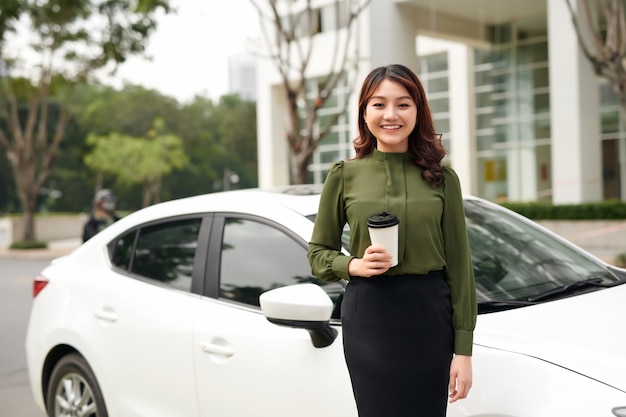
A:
499 200 626 220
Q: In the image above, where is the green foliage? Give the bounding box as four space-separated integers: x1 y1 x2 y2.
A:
0 83 259 214
1 1 172 81
0 0 25 42
71 84 182 137
500 200 626 220
0 0 173 241
9 240 47 249
84 119 189 187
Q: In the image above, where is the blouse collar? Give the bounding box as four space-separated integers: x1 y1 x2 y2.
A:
371 148 410 163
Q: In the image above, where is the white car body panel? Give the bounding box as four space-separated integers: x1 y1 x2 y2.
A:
475 284 626 392
448 345 626 416
193 300 356 417
447 285 626 416
27 250 202 417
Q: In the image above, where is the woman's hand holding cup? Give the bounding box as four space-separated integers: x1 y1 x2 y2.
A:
348 245 393 277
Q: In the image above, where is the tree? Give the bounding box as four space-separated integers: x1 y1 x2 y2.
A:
72 82 183 203
84 119 188 207
565 0 626 119
0 0 172 242
211 94 258 189
249 0 371 184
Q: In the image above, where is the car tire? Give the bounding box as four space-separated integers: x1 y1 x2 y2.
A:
46 353 108 417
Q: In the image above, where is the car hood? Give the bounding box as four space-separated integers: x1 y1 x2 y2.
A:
475 283 626 392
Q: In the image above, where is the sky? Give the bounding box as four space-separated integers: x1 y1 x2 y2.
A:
103 0 260 103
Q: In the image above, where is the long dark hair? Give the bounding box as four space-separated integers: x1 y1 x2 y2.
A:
352 64 446 187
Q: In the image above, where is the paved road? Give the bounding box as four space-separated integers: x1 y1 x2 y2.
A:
0 256 54 417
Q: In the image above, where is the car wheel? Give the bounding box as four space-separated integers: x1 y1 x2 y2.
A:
46 353 108 417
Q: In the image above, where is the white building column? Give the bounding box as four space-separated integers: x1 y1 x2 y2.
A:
548 0 602 203
257 61 290 187
447 43 474 195
365 2 419 70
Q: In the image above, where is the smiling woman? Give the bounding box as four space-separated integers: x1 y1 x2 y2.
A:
308 64 476 417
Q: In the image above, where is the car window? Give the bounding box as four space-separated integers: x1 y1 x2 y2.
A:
463 200 613 302
110 218 202 292
219 217 343 317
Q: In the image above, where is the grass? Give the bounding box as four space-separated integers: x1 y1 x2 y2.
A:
9 240 48 250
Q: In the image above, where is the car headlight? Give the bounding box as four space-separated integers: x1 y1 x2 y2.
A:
613 407 626 417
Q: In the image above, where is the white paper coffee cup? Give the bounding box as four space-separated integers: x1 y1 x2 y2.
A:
367 212 399 267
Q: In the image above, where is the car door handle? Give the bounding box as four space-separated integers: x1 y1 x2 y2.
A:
199 341 235 357
93 307 118 323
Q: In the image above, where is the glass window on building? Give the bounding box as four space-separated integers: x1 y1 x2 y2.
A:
598 79 625 199
603 139 622 200
477 156 509 202
476 91 492 108
492 71 514 94
601 111 620 134
307 74 352 184
494 124 513 144
474 21 551 202
320 2 350 32
535 144 552 202
517 43 548 65
477 112 492 130
533 117 551 140
476 133 495 152
488 23 513 45
419 52 451 152
600 83 619 106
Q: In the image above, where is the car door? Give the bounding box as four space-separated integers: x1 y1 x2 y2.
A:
193 213 356 417
88 216 207 417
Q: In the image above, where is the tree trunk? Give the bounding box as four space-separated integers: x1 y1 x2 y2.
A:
12 157 39 241
22 201 36 242
290 147 314 184
142 181 152 208
142 176 161 207
15 181 38 242
152 176 162 204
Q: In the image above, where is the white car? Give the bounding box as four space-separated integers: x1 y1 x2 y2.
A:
26 186 626 417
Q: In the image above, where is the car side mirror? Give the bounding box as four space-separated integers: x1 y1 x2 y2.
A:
259 284 338 348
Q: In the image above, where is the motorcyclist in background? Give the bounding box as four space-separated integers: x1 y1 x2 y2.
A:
82 189 120 242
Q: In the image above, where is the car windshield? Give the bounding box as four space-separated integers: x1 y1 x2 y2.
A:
313 199 622 308
462 199 621 303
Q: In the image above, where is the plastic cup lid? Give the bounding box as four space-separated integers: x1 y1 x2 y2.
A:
367 212 400 228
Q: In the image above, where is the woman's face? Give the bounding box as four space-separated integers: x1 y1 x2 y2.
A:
363 79 417 153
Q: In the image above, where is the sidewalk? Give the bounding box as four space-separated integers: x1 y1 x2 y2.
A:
0 238 81 260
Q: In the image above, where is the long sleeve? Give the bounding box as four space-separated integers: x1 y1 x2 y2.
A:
442 167 477 355
308 161 354 282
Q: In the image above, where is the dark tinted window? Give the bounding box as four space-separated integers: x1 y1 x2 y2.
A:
111 218 202 292
111 231 136 270
219 218 343 317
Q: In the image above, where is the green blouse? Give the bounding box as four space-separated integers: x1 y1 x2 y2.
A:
307 149 477 355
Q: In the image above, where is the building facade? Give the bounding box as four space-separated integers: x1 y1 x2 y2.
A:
256 0 625 204
228 54 258 102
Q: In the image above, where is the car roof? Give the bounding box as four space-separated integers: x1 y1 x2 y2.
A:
111 184 485 234
123 185 324 222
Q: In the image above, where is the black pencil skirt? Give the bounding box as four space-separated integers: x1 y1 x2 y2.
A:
341 271 454 417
